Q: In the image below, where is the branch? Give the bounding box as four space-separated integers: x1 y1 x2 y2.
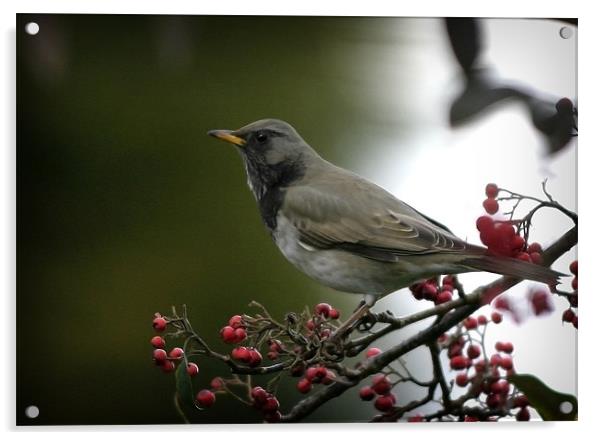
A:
281 225 577 422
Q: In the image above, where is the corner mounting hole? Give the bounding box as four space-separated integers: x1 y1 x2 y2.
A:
559 401 573 414
25 22 40 35
559 26 573 39
25 405 39 419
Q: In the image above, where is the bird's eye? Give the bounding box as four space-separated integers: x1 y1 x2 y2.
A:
255 132 268 143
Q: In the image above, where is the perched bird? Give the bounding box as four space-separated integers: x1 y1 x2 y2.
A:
208 119 561 330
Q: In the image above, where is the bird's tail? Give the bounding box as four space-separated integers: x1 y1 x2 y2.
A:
461 255 565 285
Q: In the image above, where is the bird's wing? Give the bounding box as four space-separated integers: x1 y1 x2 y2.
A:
281 173 478 263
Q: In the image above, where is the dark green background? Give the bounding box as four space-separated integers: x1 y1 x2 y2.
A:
17 14 427 424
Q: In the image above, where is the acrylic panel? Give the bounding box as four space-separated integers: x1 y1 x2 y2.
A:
17 15 577 425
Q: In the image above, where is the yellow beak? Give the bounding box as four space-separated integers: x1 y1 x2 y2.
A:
207 129 246 147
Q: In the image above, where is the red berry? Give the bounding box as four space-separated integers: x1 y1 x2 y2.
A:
150 336 165 349
569 260 578 276
233 327 247 343
220 326 237 343
467 344 481 359
186 362 199 376
527 242 542 253
490 354 502 367
269 340 283 352
153 349 168 363
371 374 393 395
195 389 216 408
448 342 464 359
494 297 510 310
328 308 340 319
231 346 250 363
306 319 315 331
366 347 382 358
374 394 396 412
572 315 578 329
500 357 514 370
490 379 510 395
210 377 224 390
152 317 167 332
483 198 499 215
464 317 478 330
248 349 263 367
530 289 554 316
442 274 455 286
496 342 513 354
314 303 332 317
513 395 529 408
262 396 280 412
486 393 501 409
474 359 487 373
436 290 453 304
485 183 499 198
529 252 543 265
161 360 176 373
321 369 336 385
228 315 244 329
491 312 503 324
296 378 312 394
516 252 531 262
314 366 328 380
464 416 479 422
251 386 268 404
422 283 438 301
516 407 530 421
450 355 468 370
477 315 488 326
572 277 578 290
359 386 375 401
456 373 469 387
410 283 425 300
511 235 526 251
169 347 184 359
305 367 319 383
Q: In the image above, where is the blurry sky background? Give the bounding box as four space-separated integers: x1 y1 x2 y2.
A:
16 15 576 424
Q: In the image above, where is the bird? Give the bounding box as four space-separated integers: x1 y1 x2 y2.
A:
208 119 562 333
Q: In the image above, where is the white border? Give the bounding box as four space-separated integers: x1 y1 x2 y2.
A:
2 1 600 440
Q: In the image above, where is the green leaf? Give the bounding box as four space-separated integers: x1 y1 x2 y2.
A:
175 361 195 408
508 374 577 421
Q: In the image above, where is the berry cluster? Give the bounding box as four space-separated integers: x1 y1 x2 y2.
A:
296 365 337 394
478 183 543 262
231 346 263 367
151 314 199 375
305 302 340 339
151 313 216 408
409 275 456 304
439 312 533 421
562 260 578 329
251 386 282 422
358 372 397 413
220 315 248 344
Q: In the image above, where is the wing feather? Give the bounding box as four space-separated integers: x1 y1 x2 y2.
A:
281 171 475 263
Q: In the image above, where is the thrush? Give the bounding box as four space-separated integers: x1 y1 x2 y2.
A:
208 119 562 332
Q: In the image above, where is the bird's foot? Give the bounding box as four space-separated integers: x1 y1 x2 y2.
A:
328 303 371 342
357 311 378 332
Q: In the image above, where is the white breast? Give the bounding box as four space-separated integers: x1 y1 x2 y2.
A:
272 213 400 295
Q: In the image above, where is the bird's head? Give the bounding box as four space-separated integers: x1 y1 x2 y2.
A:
208 119 319 199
